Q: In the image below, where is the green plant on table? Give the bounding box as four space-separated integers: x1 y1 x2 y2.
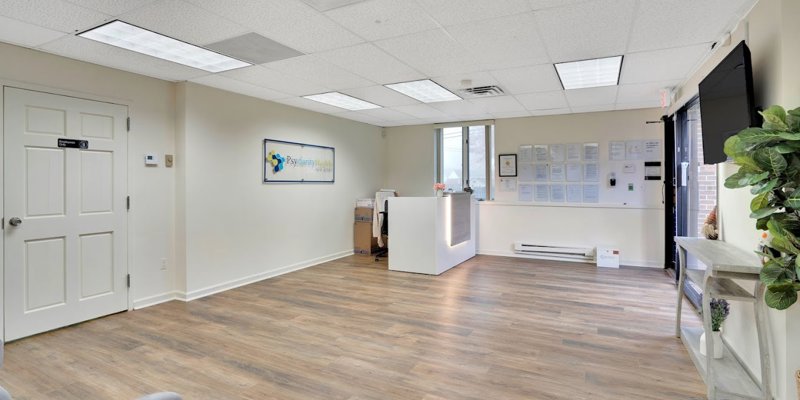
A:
723 105 800 310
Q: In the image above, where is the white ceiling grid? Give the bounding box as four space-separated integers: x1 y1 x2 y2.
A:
0 0 758 126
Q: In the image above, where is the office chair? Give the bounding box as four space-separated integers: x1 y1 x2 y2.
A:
374 199 389 261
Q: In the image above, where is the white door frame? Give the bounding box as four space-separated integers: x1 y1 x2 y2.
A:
0 80 134 341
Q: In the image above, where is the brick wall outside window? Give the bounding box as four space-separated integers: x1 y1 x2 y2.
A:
694 119 717 235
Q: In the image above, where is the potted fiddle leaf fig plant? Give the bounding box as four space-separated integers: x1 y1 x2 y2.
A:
723 105 800 310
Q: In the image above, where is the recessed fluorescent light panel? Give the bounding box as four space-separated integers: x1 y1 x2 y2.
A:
303 92 381 111
384 79 461 103
555 56 623 90
78 20 251 73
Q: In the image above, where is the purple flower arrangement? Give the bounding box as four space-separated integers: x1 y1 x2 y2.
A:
710 298 730 332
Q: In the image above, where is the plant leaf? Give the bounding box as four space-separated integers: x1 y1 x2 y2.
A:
754 148 787 174
757 217 769 230
786 188 800 209
768 217 800 251
750 178 779 195
724 134 745 158
761 105 789 131
750 191 771 212
751 207 779 219
764 285 798 310
737 128 783 148
787 107 800 131
777 131 800 141
760 260 795 285
725 169 753 189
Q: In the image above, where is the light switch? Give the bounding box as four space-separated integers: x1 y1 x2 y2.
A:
165 154 174 168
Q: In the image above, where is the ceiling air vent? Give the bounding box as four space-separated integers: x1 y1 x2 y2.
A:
458 85 505 98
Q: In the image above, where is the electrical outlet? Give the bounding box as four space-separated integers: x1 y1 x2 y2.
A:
160 258 167 270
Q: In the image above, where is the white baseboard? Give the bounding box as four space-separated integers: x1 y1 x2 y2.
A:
176 250 354 302
477 249 662 268
133 291 181 309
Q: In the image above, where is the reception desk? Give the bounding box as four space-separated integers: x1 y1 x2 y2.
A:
388 193 477 275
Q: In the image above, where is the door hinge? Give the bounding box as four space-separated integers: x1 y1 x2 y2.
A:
126 196 130 211
127 274 131 288
1 218 3 230
126 117 131 132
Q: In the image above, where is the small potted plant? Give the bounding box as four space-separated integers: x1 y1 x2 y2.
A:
700 298 730 359
433 182 446 197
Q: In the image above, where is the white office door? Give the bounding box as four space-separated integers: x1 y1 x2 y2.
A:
4 87 128 341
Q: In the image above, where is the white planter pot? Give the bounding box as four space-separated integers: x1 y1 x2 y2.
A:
700 330 724 359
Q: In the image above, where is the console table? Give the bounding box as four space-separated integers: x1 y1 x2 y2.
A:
674 237 772 400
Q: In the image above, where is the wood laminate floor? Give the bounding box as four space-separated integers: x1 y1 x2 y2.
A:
0 255 705 399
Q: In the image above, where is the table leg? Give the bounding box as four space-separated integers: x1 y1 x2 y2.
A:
675 245 687 338
702 279 716 400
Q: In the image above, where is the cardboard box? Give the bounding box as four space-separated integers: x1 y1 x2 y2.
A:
354 221 379 255
355 207 374 222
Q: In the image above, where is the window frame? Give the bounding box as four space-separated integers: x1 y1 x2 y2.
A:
435 124 494 200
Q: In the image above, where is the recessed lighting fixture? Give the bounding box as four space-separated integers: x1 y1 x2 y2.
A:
384 79 461 103
554 56 623 90
303 92 381 111
78 20 251 73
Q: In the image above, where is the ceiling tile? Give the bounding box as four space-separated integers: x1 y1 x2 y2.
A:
528 0 593 10
316 43 424 84
325 0 439 41
341 86 421 107
65 0 158 15
392 104 447 119
468 96 526 113
621 44 710 84
428 99 486 115
0 0 109 33
185 0 363 53
491 110 532 119
447 12 549 70
515 91 568 110
564 86 618 108
357 107 415 122
535 0 635 62
570 104 615 114
490 64 562 94
265 55 374 90
337 111 386 125
615 101 662 111
375 29 485 77
39 35 210 81
628 0 755 52
530 107 571 116
190 74 290 101
417 0 531 26
120 0 248 45
383 119 426 127
221 65 328 95
616 80 679 105
299 0 369 12
273 96 350 114
0 15 65 47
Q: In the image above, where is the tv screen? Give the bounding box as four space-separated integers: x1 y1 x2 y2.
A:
698 40 757 164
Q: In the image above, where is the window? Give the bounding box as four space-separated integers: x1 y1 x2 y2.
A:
436 124 495 200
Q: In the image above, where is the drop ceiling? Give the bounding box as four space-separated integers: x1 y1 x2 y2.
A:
0 0 757 127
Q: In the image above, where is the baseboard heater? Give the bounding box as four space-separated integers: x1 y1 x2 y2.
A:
513 242 594 262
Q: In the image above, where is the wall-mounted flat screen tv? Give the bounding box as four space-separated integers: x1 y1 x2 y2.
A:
698 40 758 164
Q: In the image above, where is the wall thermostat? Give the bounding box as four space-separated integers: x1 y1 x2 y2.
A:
144 154 158 166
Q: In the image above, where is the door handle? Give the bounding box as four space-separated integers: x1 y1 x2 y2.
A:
8 217 21 227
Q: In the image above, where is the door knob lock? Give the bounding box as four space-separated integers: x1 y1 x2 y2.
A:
8 217 22 227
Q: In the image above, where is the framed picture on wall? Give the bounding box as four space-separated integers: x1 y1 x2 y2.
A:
498 154 518 177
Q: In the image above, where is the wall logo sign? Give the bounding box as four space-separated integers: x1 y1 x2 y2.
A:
263 139 335 183
267 150 285 173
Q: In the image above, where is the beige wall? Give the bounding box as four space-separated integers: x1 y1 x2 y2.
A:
0 42 178 310
672 0 800 398
176 83 385 297
384 108 666 267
